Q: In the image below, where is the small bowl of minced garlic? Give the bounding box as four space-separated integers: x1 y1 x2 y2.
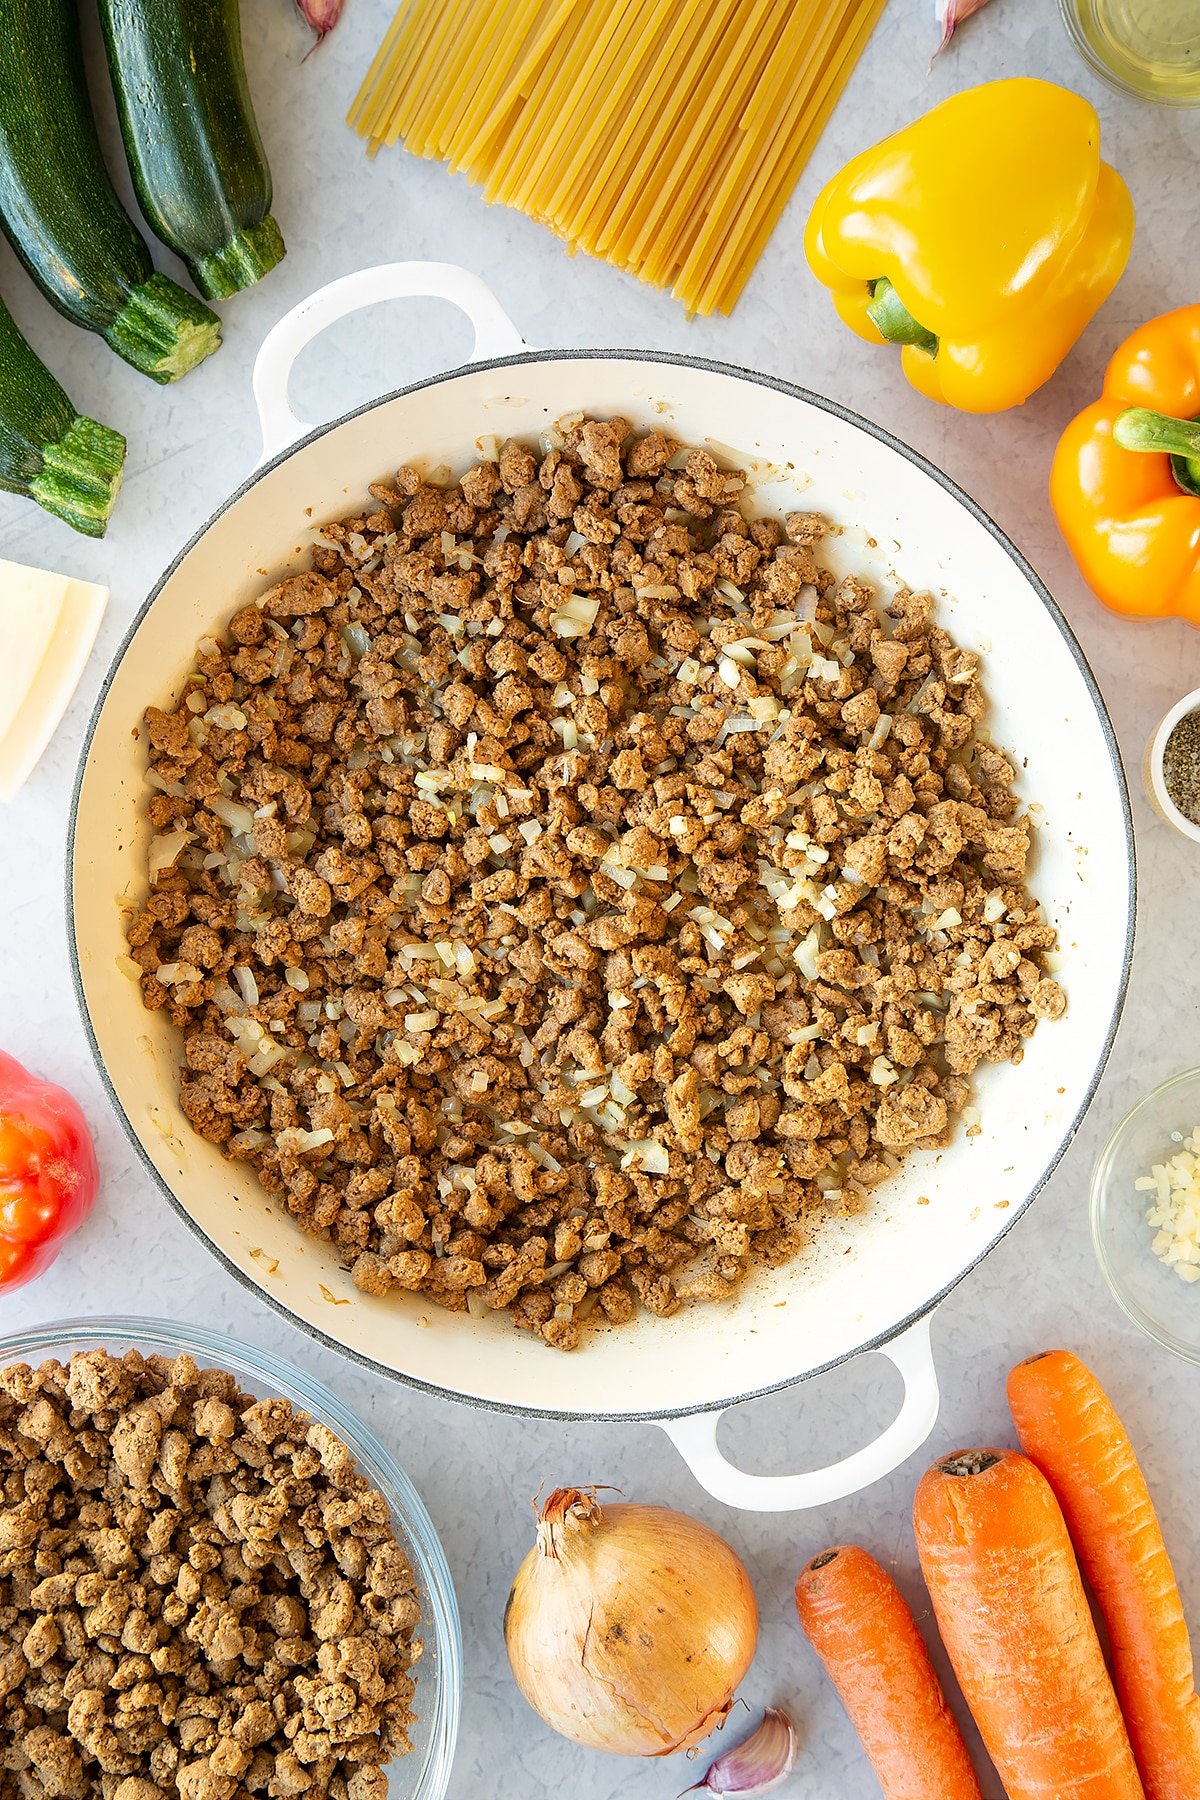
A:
1092 1068 1200 1363
1145 686 1200 843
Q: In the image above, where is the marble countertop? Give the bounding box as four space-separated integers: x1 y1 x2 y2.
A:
3 2 1199 1795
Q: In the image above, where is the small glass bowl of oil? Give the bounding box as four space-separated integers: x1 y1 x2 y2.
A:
1060 0 1200 104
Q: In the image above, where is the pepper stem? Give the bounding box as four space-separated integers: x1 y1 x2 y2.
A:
1113 407 1200 497
866 278 938 357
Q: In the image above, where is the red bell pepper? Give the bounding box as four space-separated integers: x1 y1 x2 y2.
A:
0 1049 99 1292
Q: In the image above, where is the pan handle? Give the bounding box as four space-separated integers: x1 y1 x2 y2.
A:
658 1313 940 1513
252 262 528 463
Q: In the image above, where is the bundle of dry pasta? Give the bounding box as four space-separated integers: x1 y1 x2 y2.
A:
349 0 888 316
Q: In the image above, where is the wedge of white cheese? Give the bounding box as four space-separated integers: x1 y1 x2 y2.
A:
0 558 108 801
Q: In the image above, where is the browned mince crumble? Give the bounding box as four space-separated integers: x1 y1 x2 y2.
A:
125 415 1064 1351
0 1350 420 1800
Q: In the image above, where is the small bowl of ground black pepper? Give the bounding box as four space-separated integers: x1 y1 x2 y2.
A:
1146 687 1200 842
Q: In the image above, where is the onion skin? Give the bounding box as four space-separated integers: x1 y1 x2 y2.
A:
504 1488 759 1757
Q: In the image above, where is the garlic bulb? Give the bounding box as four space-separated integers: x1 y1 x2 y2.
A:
504 1487 758 1757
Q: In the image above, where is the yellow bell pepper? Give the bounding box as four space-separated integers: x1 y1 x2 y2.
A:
804 79 1134 414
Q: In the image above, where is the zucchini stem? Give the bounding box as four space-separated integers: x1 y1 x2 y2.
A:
29 415 125 538
190 215 286 301
104 273 222 383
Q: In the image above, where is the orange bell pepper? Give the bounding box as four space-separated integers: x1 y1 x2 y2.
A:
1052 306 1200 624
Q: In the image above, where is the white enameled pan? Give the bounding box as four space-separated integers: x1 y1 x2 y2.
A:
69 264 1134 1510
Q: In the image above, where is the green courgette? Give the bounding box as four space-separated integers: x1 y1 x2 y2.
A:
98 0 285 302
0 299 124 537
0 0 221 383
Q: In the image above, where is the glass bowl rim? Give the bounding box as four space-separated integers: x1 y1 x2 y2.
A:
1090 1067 1200 1364
0 1313 462 1800
1058 0 1200 108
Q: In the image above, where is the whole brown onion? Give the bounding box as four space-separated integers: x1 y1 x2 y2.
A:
504 1487 759 1757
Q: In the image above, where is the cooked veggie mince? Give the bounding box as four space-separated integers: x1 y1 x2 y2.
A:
0 1349 420 1797
126 417 1064 1350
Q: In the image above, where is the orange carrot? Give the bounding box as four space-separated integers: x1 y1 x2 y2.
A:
1009 1350 1200 1800
794 1543 984 1800
913 1447 1145 1800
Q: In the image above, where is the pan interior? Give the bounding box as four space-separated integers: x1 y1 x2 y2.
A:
70 353 1132 1419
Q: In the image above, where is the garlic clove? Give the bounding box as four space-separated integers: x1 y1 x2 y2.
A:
932 0 993 60
295 0 344 46
682 1707 798 1796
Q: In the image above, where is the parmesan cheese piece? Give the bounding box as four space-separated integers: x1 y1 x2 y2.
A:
0 558 107 801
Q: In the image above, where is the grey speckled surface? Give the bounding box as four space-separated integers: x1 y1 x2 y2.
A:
2 2 1199 1796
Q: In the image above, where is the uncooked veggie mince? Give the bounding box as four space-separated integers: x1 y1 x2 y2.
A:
127 416 1065 1350
0 1349 421 1799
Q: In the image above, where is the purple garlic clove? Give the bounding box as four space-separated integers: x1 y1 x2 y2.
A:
295 0 344 47
681 1708 798 1797
932 0 994 60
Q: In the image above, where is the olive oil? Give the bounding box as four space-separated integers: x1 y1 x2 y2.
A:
1062 0 1200 104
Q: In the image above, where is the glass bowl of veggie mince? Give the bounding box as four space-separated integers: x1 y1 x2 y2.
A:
0 1316 462 1800
1091 1068 1200 1365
